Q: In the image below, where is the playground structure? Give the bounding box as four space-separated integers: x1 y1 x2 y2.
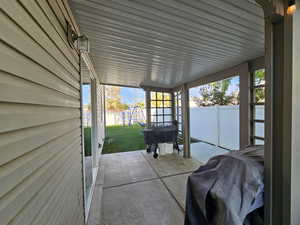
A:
106 106 146 126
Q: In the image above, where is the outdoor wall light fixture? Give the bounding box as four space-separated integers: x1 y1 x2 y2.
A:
287 0 296 15
77 35 90 53
67 22 90 53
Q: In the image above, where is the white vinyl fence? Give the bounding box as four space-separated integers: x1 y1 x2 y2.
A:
106 109 146 126
190 106 239 150
190 105 264 150
83 110 92 127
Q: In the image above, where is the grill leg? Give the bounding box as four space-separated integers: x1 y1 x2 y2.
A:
174 141 180 153
146 145 151 153
153 144 158 159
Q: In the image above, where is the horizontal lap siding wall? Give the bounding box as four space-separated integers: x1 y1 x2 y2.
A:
0 1 84 225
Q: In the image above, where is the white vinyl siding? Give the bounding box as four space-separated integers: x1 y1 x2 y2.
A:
0 1 84 225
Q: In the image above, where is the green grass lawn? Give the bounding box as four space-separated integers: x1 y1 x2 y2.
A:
102 125 146 154
85 125 199 155
84 127 92 156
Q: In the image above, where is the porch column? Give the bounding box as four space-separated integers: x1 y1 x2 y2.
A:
259 0 294 224
171 92 176 122
145 90 151 127
182 84 191 158
239 63 250 149
103 85 107 138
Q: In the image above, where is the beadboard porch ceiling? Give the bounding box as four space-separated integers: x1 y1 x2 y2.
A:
70 0 264 88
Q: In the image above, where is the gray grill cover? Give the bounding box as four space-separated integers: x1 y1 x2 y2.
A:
185 147 264 225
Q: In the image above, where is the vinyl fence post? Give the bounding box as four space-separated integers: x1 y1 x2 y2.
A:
216 106 220 146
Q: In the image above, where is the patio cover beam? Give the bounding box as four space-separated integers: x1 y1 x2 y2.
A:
141 85 173 93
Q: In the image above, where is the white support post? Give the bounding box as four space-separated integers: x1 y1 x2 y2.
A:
79 55 87 221
91 79 99 167
103 86 106 139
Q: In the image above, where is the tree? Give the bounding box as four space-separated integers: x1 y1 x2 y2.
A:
105 86 129 112
135 102 145 108
87 103 91 111
192 78 238 106
254 70 265 103
254 69 265 85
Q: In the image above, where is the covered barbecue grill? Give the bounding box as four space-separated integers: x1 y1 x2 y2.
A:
143 123 180 158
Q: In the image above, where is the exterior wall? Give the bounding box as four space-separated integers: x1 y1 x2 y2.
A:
190 105 264 150
0 1 84 225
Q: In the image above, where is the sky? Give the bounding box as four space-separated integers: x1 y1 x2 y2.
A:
189 76 240 98
82 85 145 105
83 76 239 105
82 84 91 105
120 87 145 104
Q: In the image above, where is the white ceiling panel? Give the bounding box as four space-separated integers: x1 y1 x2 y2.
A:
70 0 264 88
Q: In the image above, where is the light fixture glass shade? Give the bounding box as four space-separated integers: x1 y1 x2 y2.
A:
287 0 296 15
287 4 296 15
77 35 90 53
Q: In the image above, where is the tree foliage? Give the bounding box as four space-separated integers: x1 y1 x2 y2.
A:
253 69 265 103
135 102 145 108
193 78 239 106
105 86 129 112
105 86 146 112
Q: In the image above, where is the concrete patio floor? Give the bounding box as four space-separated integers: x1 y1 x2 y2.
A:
87 142 230 225
190 142 229 164
91 151 201 225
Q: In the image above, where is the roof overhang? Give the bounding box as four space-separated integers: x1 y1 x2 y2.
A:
70 0 265 88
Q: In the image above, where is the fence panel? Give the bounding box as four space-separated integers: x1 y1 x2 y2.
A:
218 106 240 150
106 109 146 126
190 105 242 150
190 107 219 145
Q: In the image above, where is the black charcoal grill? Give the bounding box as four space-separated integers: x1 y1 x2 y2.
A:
143 122 180 158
